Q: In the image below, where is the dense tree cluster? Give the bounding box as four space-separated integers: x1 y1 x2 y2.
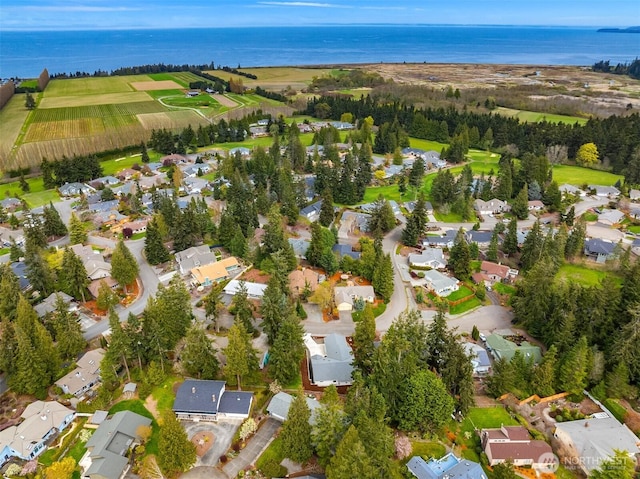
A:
40 155 103 188
592 58 640 80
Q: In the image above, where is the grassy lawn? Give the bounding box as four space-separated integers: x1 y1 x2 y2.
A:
130 232 146 240
627 225 640 234
408 138 449 153
603 398 627 422
0 94 31 161
433 210 465 222
493 282 516 296
100 153 145 175
152 375 180 415
551 165 623 186
449 297 481 315
255 436 286 474
556 263 620 287
446 285 474 302
283 371 302 390
362 184 405 204
495 107 588 125
583 212 598 221
409 441 447 461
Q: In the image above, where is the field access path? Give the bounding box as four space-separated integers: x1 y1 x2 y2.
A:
156 93 239 123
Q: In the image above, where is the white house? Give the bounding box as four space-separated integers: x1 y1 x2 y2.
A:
597 209 625 226
474 198 510 215
334 284 375 311
408 248 447 269
559 184 586 197
423 270 459 297
55 348 105 397
0 401 76 465
304 333 354 387
589 185 621 198
223 280 267 299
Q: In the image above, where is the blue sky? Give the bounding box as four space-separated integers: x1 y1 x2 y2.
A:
1 0 638 30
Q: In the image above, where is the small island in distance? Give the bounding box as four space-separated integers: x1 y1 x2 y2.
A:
597 26 640 33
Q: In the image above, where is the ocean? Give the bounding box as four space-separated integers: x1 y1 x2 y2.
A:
1 25 639 79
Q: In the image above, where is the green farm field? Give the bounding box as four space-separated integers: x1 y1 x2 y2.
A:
39 91 153 109
495 107 588 125
0 94 32 166
44 75 151 96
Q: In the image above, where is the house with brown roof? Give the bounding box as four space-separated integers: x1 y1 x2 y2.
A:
191 256 240 286
289 268 321 296
481 426 553 468
474 261 518 286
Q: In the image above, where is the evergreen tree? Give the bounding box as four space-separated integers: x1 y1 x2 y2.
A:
157 412 197 476
140 142 150 163
532 344 558 397
367 195 396 237
144 218 170 265
52 294 85 361
42 202 67 237
487 230 499 262
542 180 562 211
372 253 394 301
268 315 305 385
449 228 471 279
319 189 335 227
229 224 248 259
230 281 254 333
9 238 23 262
59 247 89 302
68 213 87 244
281 392 313 463
557 336 590 397
312 386 348 467
402 193 428 246
326 425 378 479
503 217 519 255
111 239 139 293
25 92 36 110
203 282 224 332
511 185 529 220
224 321 258 390
181 325 219 379
565 218 586 259
103 309 131 383
96 280 118 311
352 305 376 375
260 276 289 345
24 246 56 296
408 157 425 188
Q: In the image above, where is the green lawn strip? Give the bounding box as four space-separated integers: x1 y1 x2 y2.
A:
603 398 627 422
161 95 217 108
152 375 180 414
408 138 449 153
433 210 465 223
283 371 302 390
495 107 587 125
255 436 286 473
628 225 640 233
130 232 146 240
493 282 516 296
146 89 185 99
148 73 188 87
100 154 145 175
38 417 89 466
583 212 598 221
406 441 446 464
23 189 60 208
449 297 481 315
556 264 620 287
362 184 405 203
551 165 623 186
446 285 474 302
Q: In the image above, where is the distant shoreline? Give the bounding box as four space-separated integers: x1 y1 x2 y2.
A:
597 26 640 33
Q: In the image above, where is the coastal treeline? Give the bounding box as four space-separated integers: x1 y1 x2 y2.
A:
592 58 640 79
301 95 640 176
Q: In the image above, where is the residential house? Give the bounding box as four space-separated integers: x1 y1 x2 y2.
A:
88 277 118 299
528 200 544 211
329 121 353 130
228 147 251 158
175 245 217 275
55 348 105 397
80 411 152 479
466 230 493 248
632 238 640 256
559 184 586 197
34 291 77 318
119 219 148 235
10 261 31 291
0 226 24 246
70 244 112 280
629 205 640 220
288 238 311 259
383 164 405 178
190 256 240 286
115 168 138 182
181 163 211 177
0 401 76 465
553 415 640 475
305 145 324 157
474 198 510 216
332 243 361 260
89 176 120 189
423 270 459 297
597 209 625 226
173 379 253 421
338 211 371 238
92 210 128 230
304 333 354 387
266 392 320 424
463 343 491 375
589 185 621 198
111 182 135 197
408 248 447 269
630 189 640 201
137 175 164 191
584 238 617 263
481 426 554 468
183 177 208 195
0 197 21 211
421 230 457 249
485 334 542 364
59 182 96 197
474 261 518 286
160 153 188 165
300 200 322 220
407 453 487 479
88 200 120 214
289 268 321 296
334 284 375 311
223 280 267 299
249 126 268 137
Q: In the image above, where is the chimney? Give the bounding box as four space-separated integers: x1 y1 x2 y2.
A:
192 387 196 394
212 394 216 402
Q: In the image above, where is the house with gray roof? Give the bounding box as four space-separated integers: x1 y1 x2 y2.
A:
584 238 617 263
70 244 112 280
0 197 21 211
334 285 375 311
173 379 253 421
300 200 323 220
409 248 446 270
421 230 457 249
183 177 209 195
0 226 24 247
175 245 216 275
559 184 586 197
89 176 120 188
474 198 510 216
88 200 120 213
34 291 77 318
466 230 494 248
553 415 640 475
407 453 486 479
597 209 625 226
630 189 640 201
81 411 151 479
55 348 105 397
0 401 75 465
463 343 491 375
228 147 251 157
266 392 321 424
589 185 620 198
59 182 96 197
423 270 459 297
304 333 354 387
332 243 361 260
289 238 311 259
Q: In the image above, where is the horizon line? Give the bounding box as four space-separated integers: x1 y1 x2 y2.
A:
1 23 624 32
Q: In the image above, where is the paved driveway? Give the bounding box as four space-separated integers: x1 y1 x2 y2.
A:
421 304 514 334
180 466 228 479
182 419 242 467
222 418 280 478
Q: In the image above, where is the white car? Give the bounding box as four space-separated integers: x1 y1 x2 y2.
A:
479 333 487 343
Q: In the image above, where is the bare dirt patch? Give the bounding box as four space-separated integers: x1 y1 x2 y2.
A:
131 80 183 91
239 268 271 284
144 395 160 419
191 431 215 457
210 94 237 107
